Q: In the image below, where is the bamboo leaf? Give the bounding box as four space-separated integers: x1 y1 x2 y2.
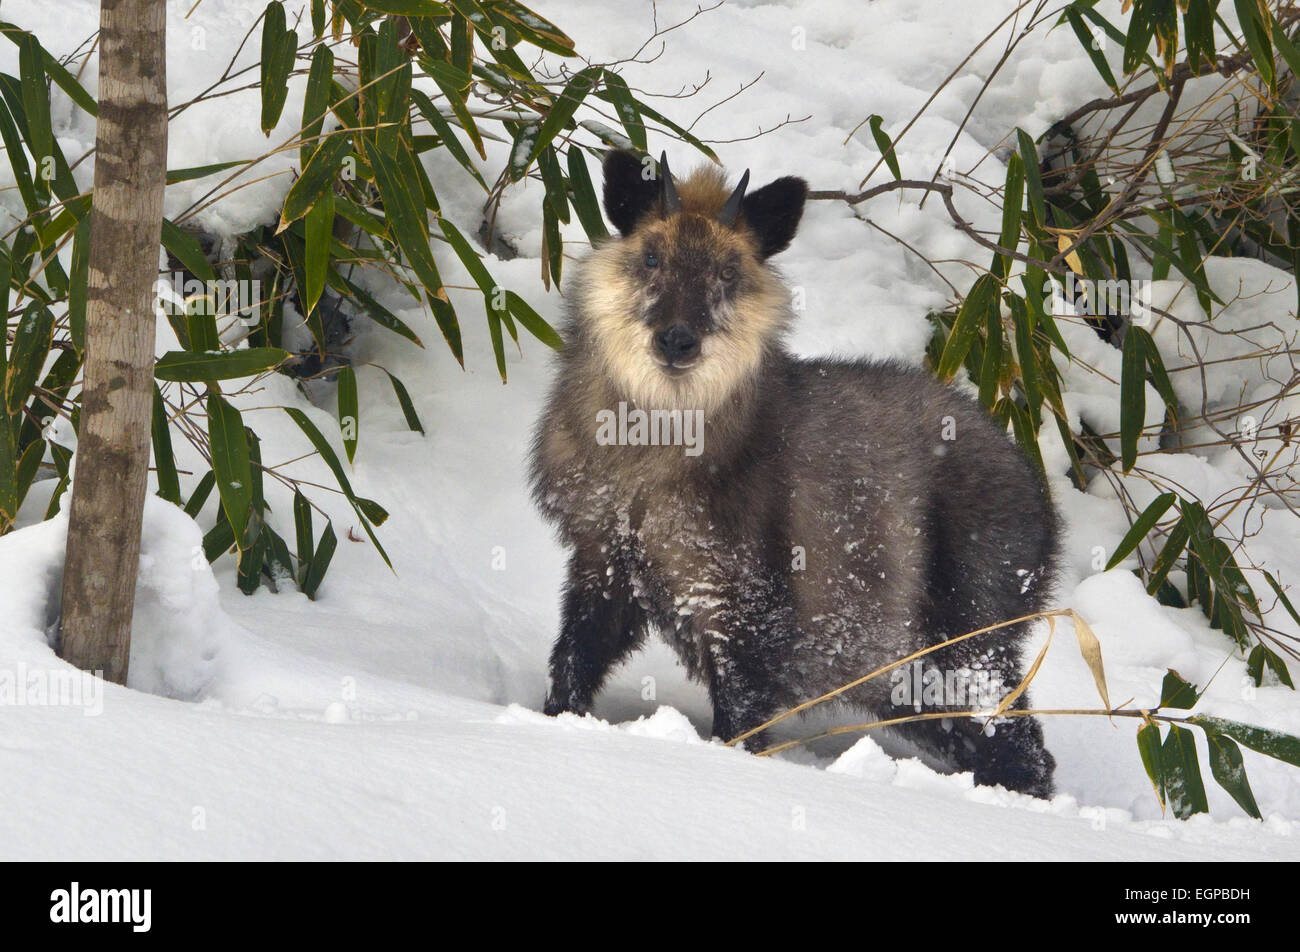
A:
937 274 998 379
155 348 289 382
1205 732 1262 819
1160 668 1200 710
337 364 359 463
279 133 351 231
151 386 181 505
382 369 424 435
283 407 391 568
1136 722 1167 807
302 188 334 315
1106 491 1176 570
1119 327 1145 472
301 520 337 599
868 115 901 180
602 69 646 151
1160 723 1209 819
207 393 253 545
1071 610 1111 711
1191 714 1300 768
260 1 297 135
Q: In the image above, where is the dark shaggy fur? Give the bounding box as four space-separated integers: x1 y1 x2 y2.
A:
529 151 1058 797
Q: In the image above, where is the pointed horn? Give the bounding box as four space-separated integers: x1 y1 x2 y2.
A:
717 169 750 227
658 151 682 216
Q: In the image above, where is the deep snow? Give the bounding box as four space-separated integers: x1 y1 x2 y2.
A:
2 0 1299 859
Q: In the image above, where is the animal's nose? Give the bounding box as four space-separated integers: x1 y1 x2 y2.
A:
654 325 700 364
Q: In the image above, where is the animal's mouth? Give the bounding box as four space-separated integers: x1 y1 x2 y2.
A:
654 357 699 375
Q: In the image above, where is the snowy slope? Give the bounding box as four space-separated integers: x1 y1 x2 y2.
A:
2 0 1299 859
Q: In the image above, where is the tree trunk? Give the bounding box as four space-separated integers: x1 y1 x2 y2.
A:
59 0 168 684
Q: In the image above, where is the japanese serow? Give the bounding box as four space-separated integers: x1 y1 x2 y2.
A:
529 150 1058 797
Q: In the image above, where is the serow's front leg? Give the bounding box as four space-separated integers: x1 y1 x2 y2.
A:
706 637 786 751
543 548 648 717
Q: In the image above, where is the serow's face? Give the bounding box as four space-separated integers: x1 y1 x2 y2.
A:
585 151 808 410
634 215 748 374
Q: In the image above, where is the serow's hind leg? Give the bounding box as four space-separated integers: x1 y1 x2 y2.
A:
895 696 1055 799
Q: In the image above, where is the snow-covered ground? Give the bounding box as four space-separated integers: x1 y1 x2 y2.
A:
2 0 1299 859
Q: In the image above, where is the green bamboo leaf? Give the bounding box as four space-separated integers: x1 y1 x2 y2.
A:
357 0 452 14
566 146 609 241
165 161 246 185
236 520 269 594
337 364 359 463
491 1 576 56
937 274 998 379
1066 7 1120 92
1190 715 1300 768
1119 327 1145 472
1272 16 1300 78
382 369 425 435
184 470 216 519
1262 570 1300 636
260 1 297 135
283 406 391 568
542 197 562 287
336 273 425 348
977 302 1003 408
68 216 89 353
537 145 570 224
161 219 216 284
1246 642 1294 689
17 32 52 169
279 133 351 231
1135 325 1177 411
1160 668 1200 710
616 96 717 161
1234 0 1275 92
0 24 98 116
525 65 601 170
151 386 181 505
1205 732 1262 819
301 44 334 167
0 401 16 529
868 115 901 180
5 302 54 415
1160 723 1209 819
1145 512 1188 595
602 70 646 151
155 348 289 382
505 291 563 351
203 516 236 563
207 393 253 544
410 88 486 189
1017 129 1046 225
995 152 1024 278
437 217 496 293
1136 722 1166 807
1122 1 1155 75
1106 491 1176 570
302 188 334 316
293 488 314 584
301 520 337 599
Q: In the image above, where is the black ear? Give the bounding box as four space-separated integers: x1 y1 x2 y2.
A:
741 176 807 258
602 150 659 236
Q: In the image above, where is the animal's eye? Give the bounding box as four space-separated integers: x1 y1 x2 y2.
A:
720 265 737 282
644 252 659 268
